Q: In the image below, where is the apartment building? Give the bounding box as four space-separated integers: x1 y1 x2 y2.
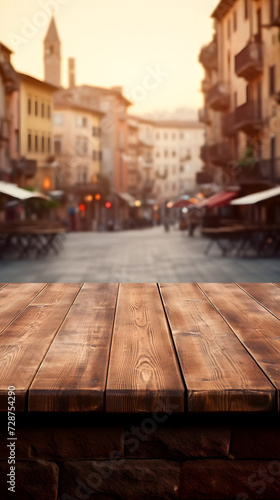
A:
53 100 103 190
128 116 204 204
153 121 204 202
0 42 18 182
199 0 280 189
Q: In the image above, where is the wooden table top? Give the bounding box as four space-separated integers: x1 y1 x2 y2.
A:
0 283 279 414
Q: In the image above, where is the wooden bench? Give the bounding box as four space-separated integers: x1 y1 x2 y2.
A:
0 283 280 499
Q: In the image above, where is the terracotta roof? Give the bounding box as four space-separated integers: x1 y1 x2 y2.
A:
211 0 238 20
18 72 59 91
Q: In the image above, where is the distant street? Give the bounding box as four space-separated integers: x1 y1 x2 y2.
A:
0 226 279 283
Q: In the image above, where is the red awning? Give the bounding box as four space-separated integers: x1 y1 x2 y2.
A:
172 199 193 208
200 191 238 209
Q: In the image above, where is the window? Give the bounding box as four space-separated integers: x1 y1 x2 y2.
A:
48 136 51 153
180 133 184 140
164 133 168 139
269 65 276 95
244 0 248 19
172 151 176 157
35 134 38 152
41 103 45 118
27 132 32 152
92 127 96 137
156 132 160 139
82 117 87 127
42 135 45 153
227 19 231 39
54 113 63 126
28 98 32 115
35 100 38 116
172 133 176 140
83 141 88 155
164 150 168 158
93 150 97 161
99 150 102 161
180 165 184 173
156 151 160 157
233 11 237 32
54 138 62 155
270 0 275 23
47 104 51 119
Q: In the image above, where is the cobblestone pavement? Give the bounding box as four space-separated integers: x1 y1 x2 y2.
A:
0 226 279 283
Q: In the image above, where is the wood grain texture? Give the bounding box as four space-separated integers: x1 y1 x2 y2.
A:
29 283 118 412
238 283 280 320
106 283 185 413
0 283 46 334
0 283 81 411
159 283 275 412
199 283 280 410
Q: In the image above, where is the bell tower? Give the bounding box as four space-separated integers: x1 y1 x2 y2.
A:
43 16 61 87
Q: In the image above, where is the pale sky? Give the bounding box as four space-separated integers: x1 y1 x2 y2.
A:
0 0 218 114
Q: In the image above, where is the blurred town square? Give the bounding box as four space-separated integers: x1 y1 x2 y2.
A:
1 0 280 281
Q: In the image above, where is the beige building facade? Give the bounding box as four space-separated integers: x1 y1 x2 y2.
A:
199 0 280 188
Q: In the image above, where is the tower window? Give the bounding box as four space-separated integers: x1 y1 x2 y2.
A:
35 100 38 116
41 103 45 118
48 136 51 153
35 134 38 152
42 136 45 153
47 105 51 119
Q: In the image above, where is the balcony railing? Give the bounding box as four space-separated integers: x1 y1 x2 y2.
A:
206 82 230 111
269 0 280 27
236 159 280 184
201 79 210 93
13 158 37 178
199 41 218 71
198 108 211 125
200 142 232 166
235 101 263 134
0 118 9 141
208 142 232 166
235 42 263 80
222 113 236 137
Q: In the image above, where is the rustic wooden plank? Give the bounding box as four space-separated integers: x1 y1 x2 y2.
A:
29 283 118 412
199 283 280 411
239 283 280 320
106 283 185 413
0 283 81 411
0 283 46 334
159 283 275 412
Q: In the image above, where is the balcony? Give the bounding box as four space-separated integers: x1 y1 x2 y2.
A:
236 159 280 185
206 82 230 111
199 40 218 71
208 142 232 166
200 144 210 163
200 142 232 166
235 42 263 80
222 113 236 137
0 118 9 142
198 108 211 125
13 157 37 178
235 101 263 134
201 79 210 93
268 0 280 27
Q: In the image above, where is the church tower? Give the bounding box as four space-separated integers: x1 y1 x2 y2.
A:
43 16 61 87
